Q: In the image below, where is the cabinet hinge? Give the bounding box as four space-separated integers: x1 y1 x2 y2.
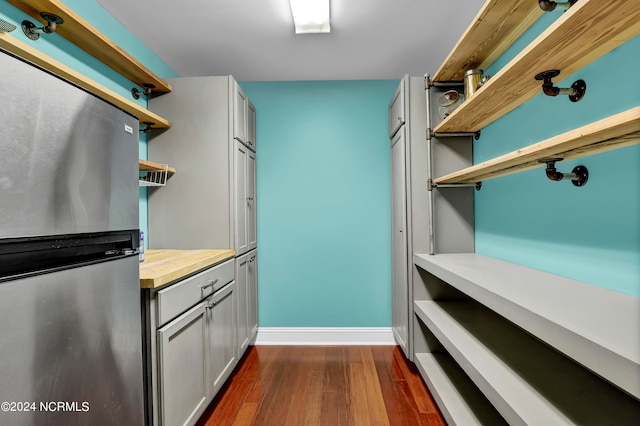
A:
427 179 434 191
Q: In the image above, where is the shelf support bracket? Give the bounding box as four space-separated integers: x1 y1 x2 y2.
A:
21 12 63 40
132 83 156 99
430 130 481 140
140 121 155 134
538 158 589 186
538 0 577 12
535 70 586 102
433 182 482 191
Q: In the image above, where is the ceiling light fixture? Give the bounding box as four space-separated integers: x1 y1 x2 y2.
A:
289 0 330 34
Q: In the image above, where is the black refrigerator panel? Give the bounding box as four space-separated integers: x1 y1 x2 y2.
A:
0 49 139 239
0 256 144 426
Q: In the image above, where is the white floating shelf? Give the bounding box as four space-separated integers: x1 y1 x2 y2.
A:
414 300 640 425
414 253 640 399
414 352 507 426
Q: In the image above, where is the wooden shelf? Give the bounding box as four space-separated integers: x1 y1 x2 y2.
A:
434 0 640 133
414 300 640 425
433 0 542 82
414 253 640 399
414 352 507 426
0 33 170 128
434 106 640 185
7 0 171 94
139 159 176 174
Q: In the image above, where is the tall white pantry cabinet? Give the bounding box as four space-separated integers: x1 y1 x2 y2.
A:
148 75 258 356
389 75 474 360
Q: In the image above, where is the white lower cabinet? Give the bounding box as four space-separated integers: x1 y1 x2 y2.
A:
235 253 249 354
247 252 258 338
207 281 237 397
145 258 238 426
157 302 209 426
235 250 258 357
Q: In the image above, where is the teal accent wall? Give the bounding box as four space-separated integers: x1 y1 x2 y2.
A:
239 81 399 327
475 17 640 297
0 0 178 246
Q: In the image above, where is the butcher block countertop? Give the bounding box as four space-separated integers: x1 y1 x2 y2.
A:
140 249 236 289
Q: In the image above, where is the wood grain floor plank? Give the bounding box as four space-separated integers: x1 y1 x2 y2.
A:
406 366 441 414
319 346 350 426
244 345 283 404
371 346 427 426
390 347 441 414
301 370 324 425
251 350 296 424
389 346 408 381
349 362 388 426
284 349 318 426
321 350 351 426
359 346 392 423
232 402 258 426
397 380 445 426
196 377 253 426
197 346 446 426
391 345 413 381
234 344 261 380
322 346 349 393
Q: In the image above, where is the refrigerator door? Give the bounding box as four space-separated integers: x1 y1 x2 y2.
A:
0 256 144 426
0 50 138 238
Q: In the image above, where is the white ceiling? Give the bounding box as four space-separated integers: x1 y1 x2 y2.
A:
97 0 486 82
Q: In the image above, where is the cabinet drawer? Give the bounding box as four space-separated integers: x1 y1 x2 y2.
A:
157 259 234 326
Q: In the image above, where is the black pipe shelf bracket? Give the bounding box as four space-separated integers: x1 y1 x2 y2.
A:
538 0 578 12
21 12 63 40
535 70 586 102
140 121 155 134
538 158 589 187
132 83 156 99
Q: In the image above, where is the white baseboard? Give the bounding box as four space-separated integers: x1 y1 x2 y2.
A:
254 327 395 345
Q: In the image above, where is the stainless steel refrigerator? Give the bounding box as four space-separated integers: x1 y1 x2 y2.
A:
0 49 144 425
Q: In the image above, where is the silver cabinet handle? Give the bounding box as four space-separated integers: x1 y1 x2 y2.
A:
200 279 218 297
200 279 218 290
249 256 256 263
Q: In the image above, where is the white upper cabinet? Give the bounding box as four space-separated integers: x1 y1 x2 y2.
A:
247 101 256 151
388 78 406 137
233 83 249 145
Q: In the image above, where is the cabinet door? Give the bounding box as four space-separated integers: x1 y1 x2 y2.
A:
207 282 237 398
234 83 248 144
247 150 257 252
248 252 258 338
234 141 249 255
157 302 208 426
388 78 405 137
391 128 409 355
235 252 250 355
247 101 256 151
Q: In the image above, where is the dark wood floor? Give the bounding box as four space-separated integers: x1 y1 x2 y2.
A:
196 345 445 426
